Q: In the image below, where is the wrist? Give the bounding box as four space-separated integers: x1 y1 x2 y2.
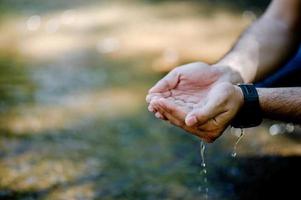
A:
231 84 263 128
255 88 268 117
234 85 245 109
216 55 257 83
212 64 244 84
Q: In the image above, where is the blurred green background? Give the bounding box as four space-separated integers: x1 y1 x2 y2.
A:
1 0 301 200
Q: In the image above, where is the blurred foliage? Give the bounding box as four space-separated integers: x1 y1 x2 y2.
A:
143 0 271 12
0 56 35 110
0 0 271 15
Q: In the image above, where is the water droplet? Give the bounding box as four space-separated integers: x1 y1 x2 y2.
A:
200 141 206 167
231 129 245 157
198 140 209 198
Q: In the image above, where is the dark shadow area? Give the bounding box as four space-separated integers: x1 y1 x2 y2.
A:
256 47 301 88
0 189 45 200
143 0 271 12
0 0 271 18
212 156 301 200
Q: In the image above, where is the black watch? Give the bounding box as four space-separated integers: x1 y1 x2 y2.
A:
231 84 262 128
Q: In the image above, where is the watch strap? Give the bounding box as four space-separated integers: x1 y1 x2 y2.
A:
231 84 262 128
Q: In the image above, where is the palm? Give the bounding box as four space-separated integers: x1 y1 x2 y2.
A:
147 62 244 142
161 83 211 115
148 62 222 115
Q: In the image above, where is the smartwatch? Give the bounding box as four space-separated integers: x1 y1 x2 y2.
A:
231 84 262 128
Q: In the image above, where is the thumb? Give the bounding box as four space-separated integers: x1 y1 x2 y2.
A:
149 70 180 93
185 101 223 127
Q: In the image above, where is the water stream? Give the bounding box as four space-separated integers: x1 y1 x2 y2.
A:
231 129 245 158
198 140 208 200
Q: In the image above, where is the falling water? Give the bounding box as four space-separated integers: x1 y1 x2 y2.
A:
231 129 245 157
198 140 208 200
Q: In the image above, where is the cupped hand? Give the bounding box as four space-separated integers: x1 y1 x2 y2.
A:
146 62 243 142
146 62 242 112
147 62 222 113
150 82 244 142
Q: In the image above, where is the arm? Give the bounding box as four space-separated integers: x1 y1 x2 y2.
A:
257 87 301 123
181 85 301 142
147 0 301 141
217 0 301 83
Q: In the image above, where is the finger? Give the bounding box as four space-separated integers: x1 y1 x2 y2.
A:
151 98 186 126
148 104 155 113
156 104 185 127
150 99 170 119
155 98 187 121
148 94 165 113
148 70 180 93
185 98 225 127
197 111 230 131
154 100 214 141
146 91 171 103
155 112 165 120
196 115 229 143
154 111 168 121
156 104 211 141
146 93 161 103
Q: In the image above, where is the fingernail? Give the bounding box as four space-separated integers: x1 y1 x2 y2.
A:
186 116 197 126
148 105 154 112
155 112 162 119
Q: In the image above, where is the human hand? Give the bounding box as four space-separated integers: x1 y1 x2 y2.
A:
146 61 242 126
150 82 244 142
146 62 242 115
147 62 220 117
146 62 243 142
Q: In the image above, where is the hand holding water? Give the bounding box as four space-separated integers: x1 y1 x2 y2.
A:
147 62 244 142
150 82 244 142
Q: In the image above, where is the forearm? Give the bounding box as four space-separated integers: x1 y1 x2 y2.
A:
217 0 301 83
257 87 301 124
